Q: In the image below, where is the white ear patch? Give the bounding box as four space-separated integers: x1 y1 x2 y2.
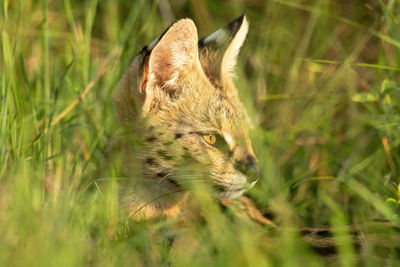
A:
203 28 229 45
221 16 249 76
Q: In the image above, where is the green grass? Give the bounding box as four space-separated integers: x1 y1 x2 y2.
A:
1 0 400 265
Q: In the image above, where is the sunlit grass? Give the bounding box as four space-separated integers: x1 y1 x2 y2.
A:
1 0 400 265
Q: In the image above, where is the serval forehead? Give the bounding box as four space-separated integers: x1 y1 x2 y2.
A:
205 98 252 138
150 98 249 134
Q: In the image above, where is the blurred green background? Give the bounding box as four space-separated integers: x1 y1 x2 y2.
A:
1 0 400 265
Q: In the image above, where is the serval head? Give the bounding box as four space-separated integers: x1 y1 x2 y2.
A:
112 14 259 203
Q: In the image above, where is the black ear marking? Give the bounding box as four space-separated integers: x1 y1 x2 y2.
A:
198 12 246 50
227 11 246 36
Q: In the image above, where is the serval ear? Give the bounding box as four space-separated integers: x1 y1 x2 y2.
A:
145 19 199 92
198 13 248 86
113 19 200 124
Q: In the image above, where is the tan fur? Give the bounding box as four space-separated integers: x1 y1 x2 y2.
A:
109 15 259 220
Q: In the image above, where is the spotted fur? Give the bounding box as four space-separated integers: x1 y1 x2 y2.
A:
110 14 260 220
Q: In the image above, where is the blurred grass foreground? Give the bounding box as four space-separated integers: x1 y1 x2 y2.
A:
1 0 400 265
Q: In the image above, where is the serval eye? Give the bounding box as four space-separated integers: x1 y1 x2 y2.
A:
201 134 231 155
202 134 217 145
